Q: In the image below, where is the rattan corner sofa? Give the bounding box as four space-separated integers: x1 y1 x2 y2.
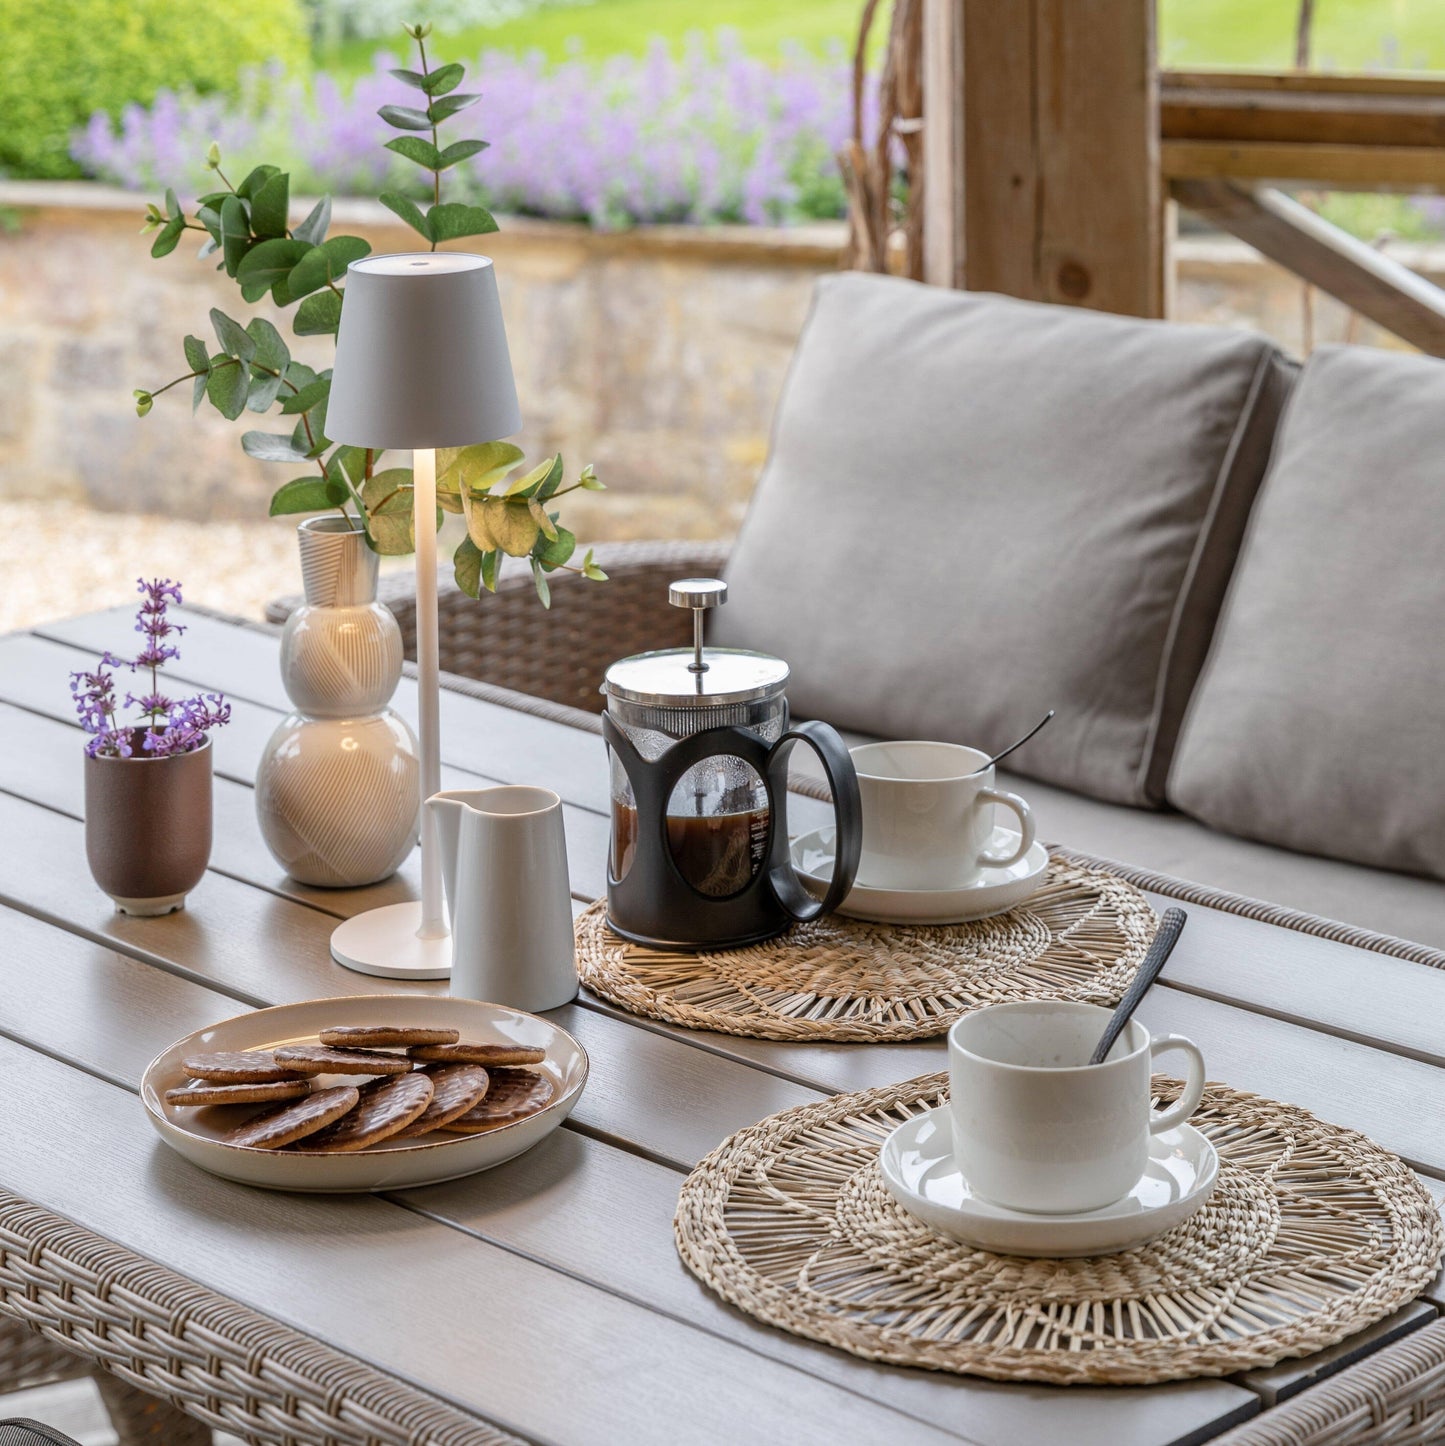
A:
270 276 1445 954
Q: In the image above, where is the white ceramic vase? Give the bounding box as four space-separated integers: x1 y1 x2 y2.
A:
255 517 420 886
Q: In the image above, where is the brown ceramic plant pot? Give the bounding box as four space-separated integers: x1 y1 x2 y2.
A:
83 729 213 915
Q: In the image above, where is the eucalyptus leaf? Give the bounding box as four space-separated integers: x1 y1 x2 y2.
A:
269 475 347 515
480 497 541 556
325 445 368 493
164 187 181 221
284 360 319 390
182 335 210 375
195 202 222 245
530 557 552 608
249 170 290 239
437 440 525 497
378 103 433 131
292 195 331 247
286 235 370 300
508 453 561 498
246 369 284 413
294 288 342 337
236 237 309 290
206 358 249 420
460 491 497 552
453 537 484 598
279 377 330 415
149 214 184 258
292 413 330 458
435 138 489 169
364 468 418 553
236 164 281 200
219 194 250 277
192 372 207 414
388 67 431 91
245 316 289 374
428 92 481 123
378 192 431 241
527 497 558 541
425 201 497 242
481 547 500 593
383 136 442 170
241 430 310 463
210 308 255 362
423 62 464 96
533 524 576 570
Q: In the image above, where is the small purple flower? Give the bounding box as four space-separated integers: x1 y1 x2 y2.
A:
68 578 228 758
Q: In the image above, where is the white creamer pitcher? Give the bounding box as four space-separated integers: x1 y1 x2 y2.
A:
425 785 578 1011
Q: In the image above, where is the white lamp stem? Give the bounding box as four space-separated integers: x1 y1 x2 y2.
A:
413 445 447 940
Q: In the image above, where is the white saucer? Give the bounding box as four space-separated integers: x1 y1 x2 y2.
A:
791 825 1050 924
879 1104 1218 1257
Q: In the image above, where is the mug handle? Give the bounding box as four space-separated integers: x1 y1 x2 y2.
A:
1147 1035 1206 1133
765 721 863 922
975 786 1035 868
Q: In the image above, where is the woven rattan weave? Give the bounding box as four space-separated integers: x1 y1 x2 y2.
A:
675 1075 1444 1386
576 856 1157 1042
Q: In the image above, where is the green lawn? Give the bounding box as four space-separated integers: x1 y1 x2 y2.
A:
322 0 1445 80
325 0 867 79
1159 0 1445 71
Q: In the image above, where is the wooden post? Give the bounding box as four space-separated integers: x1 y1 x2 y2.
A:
957 0 1163 317
922 0 966 287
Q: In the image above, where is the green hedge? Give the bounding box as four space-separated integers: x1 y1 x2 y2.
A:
0 0 309 179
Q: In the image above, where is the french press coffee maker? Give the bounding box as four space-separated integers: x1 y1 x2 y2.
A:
601 579 862 950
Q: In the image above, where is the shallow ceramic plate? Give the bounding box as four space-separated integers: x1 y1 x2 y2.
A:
792 825 1050 924
880 1103 1218 1257
142 994 588 1193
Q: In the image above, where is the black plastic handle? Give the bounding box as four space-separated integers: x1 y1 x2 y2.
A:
765 720 863 923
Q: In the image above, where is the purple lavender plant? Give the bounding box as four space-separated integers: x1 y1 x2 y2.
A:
69 579 232 759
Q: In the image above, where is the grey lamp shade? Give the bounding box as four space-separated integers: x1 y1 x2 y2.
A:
325 253 522 449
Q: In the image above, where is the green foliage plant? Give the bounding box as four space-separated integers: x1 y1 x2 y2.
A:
135 23 608 605
0 0 307 180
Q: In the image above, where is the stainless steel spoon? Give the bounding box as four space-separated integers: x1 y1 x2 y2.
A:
1089 907 1188 1065
973 709 1056 774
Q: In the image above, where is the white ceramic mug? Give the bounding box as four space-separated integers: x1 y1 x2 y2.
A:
850 741 1035 890
948 1000 1206 1214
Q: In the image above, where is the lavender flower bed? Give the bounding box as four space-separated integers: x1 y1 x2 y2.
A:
74 35 866 228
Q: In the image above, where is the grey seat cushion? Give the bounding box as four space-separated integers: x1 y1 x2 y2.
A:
1169 345 1445 881
716 273 1294 808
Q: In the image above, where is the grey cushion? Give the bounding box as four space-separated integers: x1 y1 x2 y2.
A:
1168 344 1445 880
716 273 1294 807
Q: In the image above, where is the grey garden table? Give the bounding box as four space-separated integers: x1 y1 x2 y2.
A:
0 603 1442 1446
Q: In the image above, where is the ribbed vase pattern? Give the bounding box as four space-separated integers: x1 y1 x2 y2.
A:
255 518 420 887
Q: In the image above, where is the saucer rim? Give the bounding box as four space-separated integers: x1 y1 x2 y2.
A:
793 824 1049 901
879 1103 1219 1255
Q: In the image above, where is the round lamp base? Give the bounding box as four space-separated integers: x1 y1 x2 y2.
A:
330 901 452 980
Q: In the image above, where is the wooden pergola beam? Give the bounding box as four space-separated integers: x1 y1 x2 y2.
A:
959 0 1162 317
1172 177 1445 355
1161 69 1445 190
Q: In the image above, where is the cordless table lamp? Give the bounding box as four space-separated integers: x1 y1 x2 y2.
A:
324 253 522 978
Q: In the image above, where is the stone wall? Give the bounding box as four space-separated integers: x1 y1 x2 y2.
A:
0 181 1433 547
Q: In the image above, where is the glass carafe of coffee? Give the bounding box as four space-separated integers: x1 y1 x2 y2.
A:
601 578 862 950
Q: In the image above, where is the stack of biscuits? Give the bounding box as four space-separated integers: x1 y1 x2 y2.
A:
165 1025 557 1151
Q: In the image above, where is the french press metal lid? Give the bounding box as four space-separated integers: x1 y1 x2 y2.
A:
601 579 862 952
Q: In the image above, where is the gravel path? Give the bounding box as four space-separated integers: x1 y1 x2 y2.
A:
1 503 413 633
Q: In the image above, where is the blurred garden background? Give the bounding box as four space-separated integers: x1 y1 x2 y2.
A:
2 0 1445 638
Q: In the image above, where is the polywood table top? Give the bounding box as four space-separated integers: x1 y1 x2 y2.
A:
0 604 1441 1446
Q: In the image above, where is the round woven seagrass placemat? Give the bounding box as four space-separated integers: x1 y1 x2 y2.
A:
675 1075 1445 1386
575 856 1156 1042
